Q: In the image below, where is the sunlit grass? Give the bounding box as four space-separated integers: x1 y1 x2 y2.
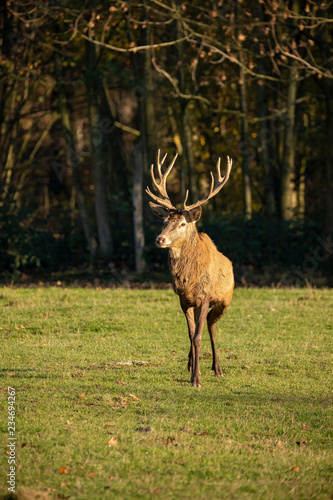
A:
0 287 332 499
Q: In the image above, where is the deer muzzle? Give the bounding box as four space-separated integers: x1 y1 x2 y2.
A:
155 235 169 248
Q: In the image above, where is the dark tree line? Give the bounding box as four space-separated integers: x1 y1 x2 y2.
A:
0 0 332 283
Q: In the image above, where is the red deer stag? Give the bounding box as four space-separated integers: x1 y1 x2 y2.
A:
147 151 234 387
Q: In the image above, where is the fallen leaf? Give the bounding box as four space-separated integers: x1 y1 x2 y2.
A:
116 380 128 385
66 420 73 425
195 431 209 436
152 489 163 494
296 440 311 446
171 350 176 354
135 427 152 432
87 471 96 477
105 423 115 428
165 436 176 445
181 426 192 432
80 393 86 398
58 466 69 474
291 466 300 472
303 424 312 430
108 437 118 446
128 393 141 401
20 443 27 448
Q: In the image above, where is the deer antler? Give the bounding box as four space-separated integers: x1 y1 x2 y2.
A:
183 156 232 211
146 150 178 210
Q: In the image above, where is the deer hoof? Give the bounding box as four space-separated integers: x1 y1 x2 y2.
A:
191 375 201 387
213 364 223 377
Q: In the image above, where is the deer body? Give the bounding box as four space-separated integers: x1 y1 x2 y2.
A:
169 230 233 308
147 152 234 387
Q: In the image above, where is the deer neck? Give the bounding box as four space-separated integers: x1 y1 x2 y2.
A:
168 227 200 279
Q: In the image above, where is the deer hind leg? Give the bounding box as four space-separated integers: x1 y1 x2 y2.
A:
207 302 228 377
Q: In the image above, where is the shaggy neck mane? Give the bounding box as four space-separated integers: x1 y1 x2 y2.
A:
168 226 207 286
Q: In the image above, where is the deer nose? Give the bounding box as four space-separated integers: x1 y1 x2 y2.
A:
156 236 165 247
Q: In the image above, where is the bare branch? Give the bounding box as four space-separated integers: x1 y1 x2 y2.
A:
271 20 333 79
151 47 211 105
80 33 188 53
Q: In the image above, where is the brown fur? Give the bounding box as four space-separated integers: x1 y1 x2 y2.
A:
153 208 234 387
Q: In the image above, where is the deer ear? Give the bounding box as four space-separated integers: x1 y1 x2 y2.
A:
188 206 202 223
149 202 169 219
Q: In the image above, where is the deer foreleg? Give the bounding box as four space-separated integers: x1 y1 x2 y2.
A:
191 302 210 387
181 303 196 373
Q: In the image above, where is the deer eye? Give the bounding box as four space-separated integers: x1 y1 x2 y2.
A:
180 222 186 227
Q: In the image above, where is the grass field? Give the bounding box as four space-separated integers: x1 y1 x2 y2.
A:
0 286 332 499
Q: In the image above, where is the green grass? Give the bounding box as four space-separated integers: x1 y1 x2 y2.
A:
0 287 332 499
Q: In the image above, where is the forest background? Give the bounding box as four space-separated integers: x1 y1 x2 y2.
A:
0 0 332 287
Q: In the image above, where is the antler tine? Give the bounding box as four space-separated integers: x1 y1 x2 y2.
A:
183 156 233 211
146 151 178 210
182 190 189 210
157 149 168 177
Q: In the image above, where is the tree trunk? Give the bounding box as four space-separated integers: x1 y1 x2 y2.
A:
129 7 156 272
85 39 113 258
326 94 333 235
239 60 252 219
256 13 276 216
280 62 297 221
55 55 97 256
133 143 146 273
182 102 197 203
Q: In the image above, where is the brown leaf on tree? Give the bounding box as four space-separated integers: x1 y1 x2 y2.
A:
108 437 118 446
58 466 69 474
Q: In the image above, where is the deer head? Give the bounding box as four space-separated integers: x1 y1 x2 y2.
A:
146 150 232 249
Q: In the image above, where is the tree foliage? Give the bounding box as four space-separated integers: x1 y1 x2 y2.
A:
0 0 332 282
